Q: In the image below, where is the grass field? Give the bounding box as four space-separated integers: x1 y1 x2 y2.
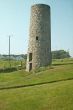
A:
0 58 73 110
0 59 26 68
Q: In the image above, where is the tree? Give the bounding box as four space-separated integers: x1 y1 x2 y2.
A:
52 50 70 59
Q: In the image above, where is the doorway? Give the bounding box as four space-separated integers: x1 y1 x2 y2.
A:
29 53 32 61
29 63 32 71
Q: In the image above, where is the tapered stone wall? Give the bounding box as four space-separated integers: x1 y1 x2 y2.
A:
26 4 52 71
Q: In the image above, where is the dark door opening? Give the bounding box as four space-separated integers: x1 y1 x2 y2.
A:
29 63 32 71
29 53 32 61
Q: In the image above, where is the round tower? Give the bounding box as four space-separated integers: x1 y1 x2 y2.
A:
26 4 52 71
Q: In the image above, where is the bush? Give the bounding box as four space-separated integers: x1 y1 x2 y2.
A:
0 67 17 73
52 50 70 59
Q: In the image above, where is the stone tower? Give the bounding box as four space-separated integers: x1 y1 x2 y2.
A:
26 4 52 71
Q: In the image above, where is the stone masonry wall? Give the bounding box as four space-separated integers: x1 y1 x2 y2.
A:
26 4 52 71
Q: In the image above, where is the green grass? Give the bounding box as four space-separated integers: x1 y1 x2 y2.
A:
0 80 73 110
0 58 73 88
0 59 25 68
0 58 73 110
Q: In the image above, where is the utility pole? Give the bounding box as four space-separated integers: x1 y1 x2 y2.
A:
9 36 11 67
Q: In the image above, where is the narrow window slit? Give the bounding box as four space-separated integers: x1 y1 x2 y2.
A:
36 36 38 40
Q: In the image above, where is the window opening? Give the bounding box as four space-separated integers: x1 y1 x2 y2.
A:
36 36 38 40
29 53 32 61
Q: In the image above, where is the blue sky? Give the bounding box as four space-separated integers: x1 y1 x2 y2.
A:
0 0 73 57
